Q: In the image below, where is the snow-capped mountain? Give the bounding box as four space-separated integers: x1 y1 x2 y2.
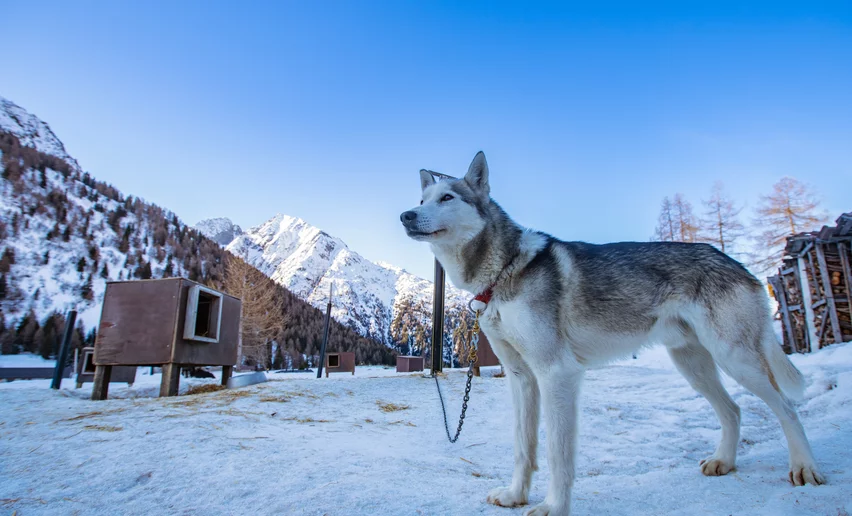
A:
223 213 473 349
195 217 243 246
0 97 81 173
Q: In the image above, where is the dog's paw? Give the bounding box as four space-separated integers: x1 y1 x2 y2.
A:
524 503 569 516
789 463 825 486
487 486 527 508
699 456 735 476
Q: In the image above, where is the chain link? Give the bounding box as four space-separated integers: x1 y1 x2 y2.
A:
435 311 481 443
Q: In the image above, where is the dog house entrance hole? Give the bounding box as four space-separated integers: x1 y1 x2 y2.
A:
83 350 96 373
183 285 223 343
328 354 340 368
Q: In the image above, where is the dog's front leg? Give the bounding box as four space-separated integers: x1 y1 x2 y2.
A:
525 366 584 516
487 358 540 508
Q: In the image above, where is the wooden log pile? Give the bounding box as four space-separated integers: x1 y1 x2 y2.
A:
769 213 852 353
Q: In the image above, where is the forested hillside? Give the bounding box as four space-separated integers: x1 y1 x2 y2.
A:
0 121 394 366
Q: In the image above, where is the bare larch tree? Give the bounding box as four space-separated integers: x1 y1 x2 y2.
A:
699 181 746 255
222 254 286 368
654 193 698 243
752 176 828 273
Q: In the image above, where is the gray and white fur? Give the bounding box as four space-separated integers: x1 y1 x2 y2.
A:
400 152 824 516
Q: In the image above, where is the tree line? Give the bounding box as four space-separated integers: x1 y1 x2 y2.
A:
652 177 830 274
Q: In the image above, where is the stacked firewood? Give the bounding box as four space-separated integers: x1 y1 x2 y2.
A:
770 213 852 353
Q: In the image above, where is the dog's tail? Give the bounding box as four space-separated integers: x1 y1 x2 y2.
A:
764 333 806 401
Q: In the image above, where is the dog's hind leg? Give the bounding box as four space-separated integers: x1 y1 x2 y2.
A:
667 341 741 476
486 339 540 508
713 344 825 486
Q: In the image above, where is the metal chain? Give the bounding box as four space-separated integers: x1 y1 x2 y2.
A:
435 311 480 443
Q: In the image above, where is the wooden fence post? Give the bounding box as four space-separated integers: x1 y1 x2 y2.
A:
815 243 844 344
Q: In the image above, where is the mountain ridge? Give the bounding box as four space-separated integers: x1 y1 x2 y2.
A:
196 214 473 355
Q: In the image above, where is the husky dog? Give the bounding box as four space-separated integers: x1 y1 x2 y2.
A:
400 152 824 515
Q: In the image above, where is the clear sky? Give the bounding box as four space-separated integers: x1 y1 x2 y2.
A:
2 1 850 280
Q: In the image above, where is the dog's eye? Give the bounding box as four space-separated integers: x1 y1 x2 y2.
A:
420 200 423 205
441 194 454 202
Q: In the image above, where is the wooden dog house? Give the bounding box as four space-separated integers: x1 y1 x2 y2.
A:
92 278 241 399
396 356 424 373
325 352 355 377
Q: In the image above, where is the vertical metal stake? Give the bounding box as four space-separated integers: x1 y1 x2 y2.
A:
317 284 334 379
431 259 446 374
51 310 77 390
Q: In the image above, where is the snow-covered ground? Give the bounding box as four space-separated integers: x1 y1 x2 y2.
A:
1 345 851 515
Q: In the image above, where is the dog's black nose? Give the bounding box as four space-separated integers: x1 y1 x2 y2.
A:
400 211 417 224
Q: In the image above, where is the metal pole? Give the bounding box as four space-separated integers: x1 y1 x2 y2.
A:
316 284 334 379
431 259 446 374
51 310 77 390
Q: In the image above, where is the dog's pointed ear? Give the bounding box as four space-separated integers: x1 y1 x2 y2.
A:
464 151 489 195
420 169 436 192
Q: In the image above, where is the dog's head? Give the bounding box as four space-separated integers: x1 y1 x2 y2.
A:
400 151 491 245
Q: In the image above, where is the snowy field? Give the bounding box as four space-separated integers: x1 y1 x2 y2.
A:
1 345 851 516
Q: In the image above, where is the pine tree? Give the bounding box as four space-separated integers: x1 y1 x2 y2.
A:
16 312 40 353
698 182 746 255
37 315 58 359
81 274 94 301
135 261 152 280
752 177 829 273
0 248 15 273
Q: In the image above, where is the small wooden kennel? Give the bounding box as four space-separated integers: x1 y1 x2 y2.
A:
473 331 500 376
92 278 241 399
396 356 424 373
76 346 136 388
325 352 355 377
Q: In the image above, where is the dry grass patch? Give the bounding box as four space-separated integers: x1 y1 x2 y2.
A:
282 417 333 424
377 400 410 413
83 425 122 432
56 409 125 423
283 390 319 400
259 395 292 403
185 384 226 396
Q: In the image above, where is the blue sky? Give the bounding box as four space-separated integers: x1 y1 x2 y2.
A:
2 1 850 280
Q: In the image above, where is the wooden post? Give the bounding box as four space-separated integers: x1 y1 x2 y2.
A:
316 284 334 379
160 363 181 397
769 276 797 353
839 243 852 324
91 365 112 400
815 243 844 344
797 256 818 353
51 310 77 390
221 365 233 386
431 259 446 374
